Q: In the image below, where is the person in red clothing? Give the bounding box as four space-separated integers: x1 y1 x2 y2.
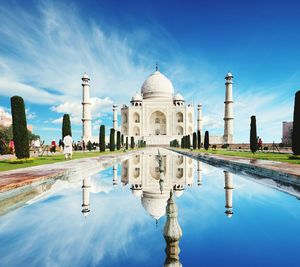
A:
258 138 263 151
51 139 56 153
8 139 15 154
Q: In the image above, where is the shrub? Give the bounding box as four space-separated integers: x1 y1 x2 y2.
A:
10 96 30 159
8 157 34 164
62 114 72 138
99 125 105 152
250 115 258 153
221 144 229 149
292 90 300 155
212 144 217 150
109 128 115 151
263 146 269 150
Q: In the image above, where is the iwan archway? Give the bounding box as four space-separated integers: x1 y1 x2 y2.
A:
149 111 167 135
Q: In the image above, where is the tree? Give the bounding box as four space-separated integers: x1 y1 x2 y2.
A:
99 125 105 152
10 96 30 158
87 141 93 151
197 130 201 149
109 128 115 151
62 114 72 139
180 137 184 148
130 136 135 149
193 132 197 149
204 131 209 150
116 131 121 150
250 115 258 153
292 90 300 155
187 135 191 149
126 137 129 149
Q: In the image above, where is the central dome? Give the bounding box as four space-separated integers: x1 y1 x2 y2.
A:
141 70 174 99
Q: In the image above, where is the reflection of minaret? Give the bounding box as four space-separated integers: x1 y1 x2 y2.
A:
163 191 182 267
197 161 202 186
113 164 118 187
224 171 234 218
82 177 91 216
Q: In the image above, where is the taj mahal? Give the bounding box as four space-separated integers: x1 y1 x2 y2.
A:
81 66 234 145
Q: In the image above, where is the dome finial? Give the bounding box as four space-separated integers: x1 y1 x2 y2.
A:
156 63 158 71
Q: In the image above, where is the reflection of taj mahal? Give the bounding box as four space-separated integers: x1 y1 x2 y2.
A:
121 149 195 220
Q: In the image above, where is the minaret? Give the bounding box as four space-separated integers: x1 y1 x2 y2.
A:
197 104 203 133
82 177 91 216
113 164 118 187
163 190 182 267
197 161 202 186
82 73 92 143
224 171 234 218
112 104 118 131
223 72 234 144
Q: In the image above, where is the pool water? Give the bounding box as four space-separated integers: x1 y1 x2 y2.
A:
1 148 300 267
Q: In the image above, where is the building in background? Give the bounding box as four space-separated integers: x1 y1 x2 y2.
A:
282 121 293 145
0 107 12 127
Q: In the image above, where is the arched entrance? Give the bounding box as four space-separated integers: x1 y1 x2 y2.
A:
149 111 166 135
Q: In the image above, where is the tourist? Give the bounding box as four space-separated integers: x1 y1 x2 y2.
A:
34 138 41 154
8 139 14 154
51 139 56 153
59 139 64 152
63 135 73 159
258 138 263 151
82 140 86 152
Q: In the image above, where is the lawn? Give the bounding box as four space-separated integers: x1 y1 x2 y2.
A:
178 148 300 165
0 149 127 172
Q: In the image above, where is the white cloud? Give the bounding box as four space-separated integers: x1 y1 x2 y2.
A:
50 97 113 126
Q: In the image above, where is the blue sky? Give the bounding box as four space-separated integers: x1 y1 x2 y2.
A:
0 0 299 143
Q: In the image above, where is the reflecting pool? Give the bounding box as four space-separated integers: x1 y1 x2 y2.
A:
1 148 300 267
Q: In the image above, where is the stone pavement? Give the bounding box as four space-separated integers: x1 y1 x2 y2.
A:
0 150 139 193
174 149 300 187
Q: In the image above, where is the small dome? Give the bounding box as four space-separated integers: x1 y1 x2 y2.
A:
131 93 143 102
141 191 169 220
225 72 233 79
174 93 184 101
82 73 90 80
173 190 184 198
132 188 143 198
141 70 174 99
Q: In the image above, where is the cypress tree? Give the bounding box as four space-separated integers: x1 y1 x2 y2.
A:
130 136 135 149
187 135 191 149
180 137 183 148
62 114 72 138
197 130 201 149
109 128 115 151
250 116 258 153
193 132 197 149
292 90 300 155
87 141 92 151
10 96 30 158
204 131 209 150
99 125 105 152
117 131 121 150
126 137 129 149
